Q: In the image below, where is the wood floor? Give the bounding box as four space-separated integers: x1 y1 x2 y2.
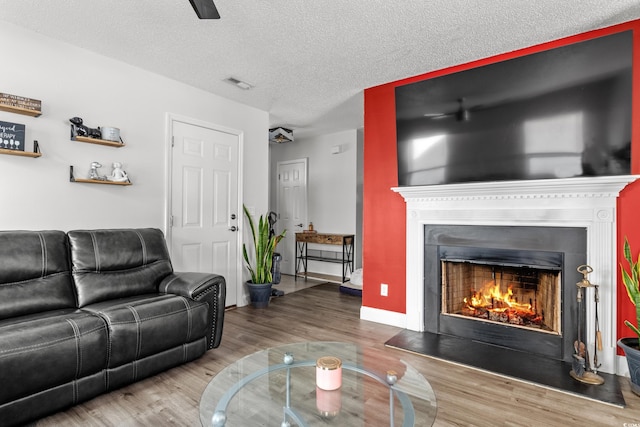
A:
34 283 640 427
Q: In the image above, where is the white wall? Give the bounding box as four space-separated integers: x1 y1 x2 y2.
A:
0 22 269 232
270 129 358 277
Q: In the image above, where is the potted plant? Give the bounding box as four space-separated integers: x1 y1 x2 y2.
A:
618 237 640 395
242 205 286 308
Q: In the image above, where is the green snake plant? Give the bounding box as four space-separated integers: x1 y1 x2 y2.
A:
621 237 640 338
242 205 286 284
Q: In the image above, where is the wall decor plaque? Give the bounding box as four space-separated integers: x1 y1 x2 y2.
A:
0 92 41 113
0 120 26 151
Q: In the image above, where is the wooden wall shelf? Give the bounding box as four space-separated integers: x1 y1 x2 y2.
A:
0 104 41 117
0 141 41 158
69 166 131 185
72 135 125 148
0 148 41 158
72 178 131 186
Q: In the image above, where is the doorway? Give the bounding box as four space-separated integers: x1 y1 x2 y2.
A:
167 115 242 307
276 159 308 275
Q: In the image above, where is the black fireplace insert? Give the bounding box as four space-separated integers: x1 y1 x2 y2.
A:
424 225 586 362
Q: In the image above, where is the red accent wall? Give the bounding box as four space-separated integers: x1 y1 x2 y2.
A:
362 86 407 312
363 20 640 347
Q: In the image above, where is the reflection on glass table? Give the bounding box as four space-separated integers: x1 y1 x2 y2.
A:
199 341 437 426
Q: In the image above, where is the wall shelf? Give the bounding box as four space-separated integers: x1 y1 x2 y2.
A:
71 135 125 148
71 178 131 186
0 148 41 158
69 166 131 185
0 141 42 158
0 104 41 117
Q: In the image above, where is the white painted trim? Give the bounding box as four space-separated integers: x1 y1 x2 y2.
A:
617 354 630 377
360 306 407 329
393 175 639 375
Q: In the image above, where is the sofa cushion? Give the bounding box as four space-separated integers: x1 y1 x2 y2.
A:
0 230 76 320
68 228 173 307
0 309 108 405
83 294 209 368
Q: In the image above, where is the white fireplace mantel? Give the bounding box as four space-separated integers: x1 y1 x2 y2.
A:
392 175 638 375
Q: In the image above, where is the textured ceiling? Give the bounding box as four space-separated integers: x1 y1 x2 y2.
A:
1 0 639 139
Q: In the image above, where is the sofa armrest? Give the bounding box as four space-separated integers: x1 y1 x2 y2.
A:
159 272 226 349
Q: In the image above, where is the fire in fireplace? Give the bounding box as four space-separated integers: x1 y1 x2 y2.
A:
441 260 561 334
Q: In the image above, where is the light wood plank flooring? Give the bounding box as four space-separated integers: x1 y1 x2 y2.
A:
34 283 640 427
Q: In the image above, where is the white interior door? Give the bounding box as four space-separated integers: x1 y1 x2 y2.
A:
169 119 240 307
276 159 308 275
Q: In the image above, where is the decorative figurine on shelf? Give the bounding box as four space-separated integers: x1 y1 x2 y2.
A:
88 162 107 181
70 117 101 139
108 162 129 183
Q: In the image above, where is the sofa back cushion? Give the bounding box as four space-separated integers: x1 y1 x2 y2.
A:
0 230 76 320
68 228 173 307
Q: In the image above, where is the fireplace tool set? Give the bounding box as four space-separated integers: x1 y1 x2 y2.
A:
570 264 605 385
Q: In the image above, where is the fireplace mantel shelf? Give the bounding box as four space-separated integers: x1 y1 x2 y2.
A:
392 175 640 201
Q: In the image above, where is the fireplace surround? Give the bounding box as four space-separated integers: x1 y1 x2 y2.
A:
393 175 638 375
424 224 584 363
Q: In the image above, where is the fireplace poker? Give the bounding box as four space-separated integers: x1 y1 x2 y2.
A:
572 283 587 378
569 265 604 385
593 284 602 372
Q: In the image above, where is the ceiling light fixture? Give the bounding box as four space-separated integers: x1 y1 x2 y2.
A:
224 77 253 90
269 127 294 143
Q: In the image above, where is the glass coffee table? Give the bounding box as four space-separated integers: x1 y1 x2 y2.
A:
199 341 437 426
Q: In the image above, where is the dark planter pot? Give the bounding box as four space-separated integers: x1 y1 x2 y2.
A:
247 281 272 308
618 338 640 396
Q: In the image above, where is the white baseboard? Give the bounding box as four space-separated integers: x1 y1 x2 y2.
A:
360 306 406 329
617 354 630 377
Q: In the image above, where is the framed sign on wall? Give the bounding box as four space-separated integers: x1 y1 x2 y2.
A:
0 92 41 116
0 120 26 151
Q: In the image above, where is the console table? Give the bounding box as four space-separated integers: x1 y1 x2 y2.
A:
295 233 354 283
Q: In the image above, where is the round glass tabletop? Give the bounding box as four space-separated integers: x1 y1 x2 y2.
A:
199 341 437 426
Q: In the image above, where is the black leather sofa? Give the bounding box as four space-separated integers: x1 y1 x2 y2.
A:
0 228 226 426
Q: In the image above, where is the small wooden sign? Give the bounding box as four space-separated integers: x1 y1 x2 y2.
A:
0 92 41 113
0 120 26 151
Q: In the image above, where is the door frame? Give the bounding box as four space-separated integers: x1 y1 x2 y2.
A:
164 112 244 305
276 158 309 275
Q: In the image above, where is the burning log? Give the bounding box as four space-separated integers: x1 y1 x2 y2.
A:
463 281 544 328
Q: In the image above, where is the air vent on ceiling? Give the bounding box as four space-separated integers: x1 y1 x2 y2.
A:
224 77 253 90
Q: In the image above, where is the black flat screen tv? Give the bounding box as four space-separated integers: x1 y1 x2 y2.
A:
395 30 633 186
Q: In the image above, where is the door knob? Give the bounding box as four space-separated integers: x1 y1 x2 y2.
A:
296 223 303 227
229 226 237 232
231 214 237 220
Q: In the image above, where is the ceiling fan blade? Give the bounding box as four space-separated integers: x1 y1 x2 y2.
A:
424 113 451 120
425 98 468 121
189 0 220 19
